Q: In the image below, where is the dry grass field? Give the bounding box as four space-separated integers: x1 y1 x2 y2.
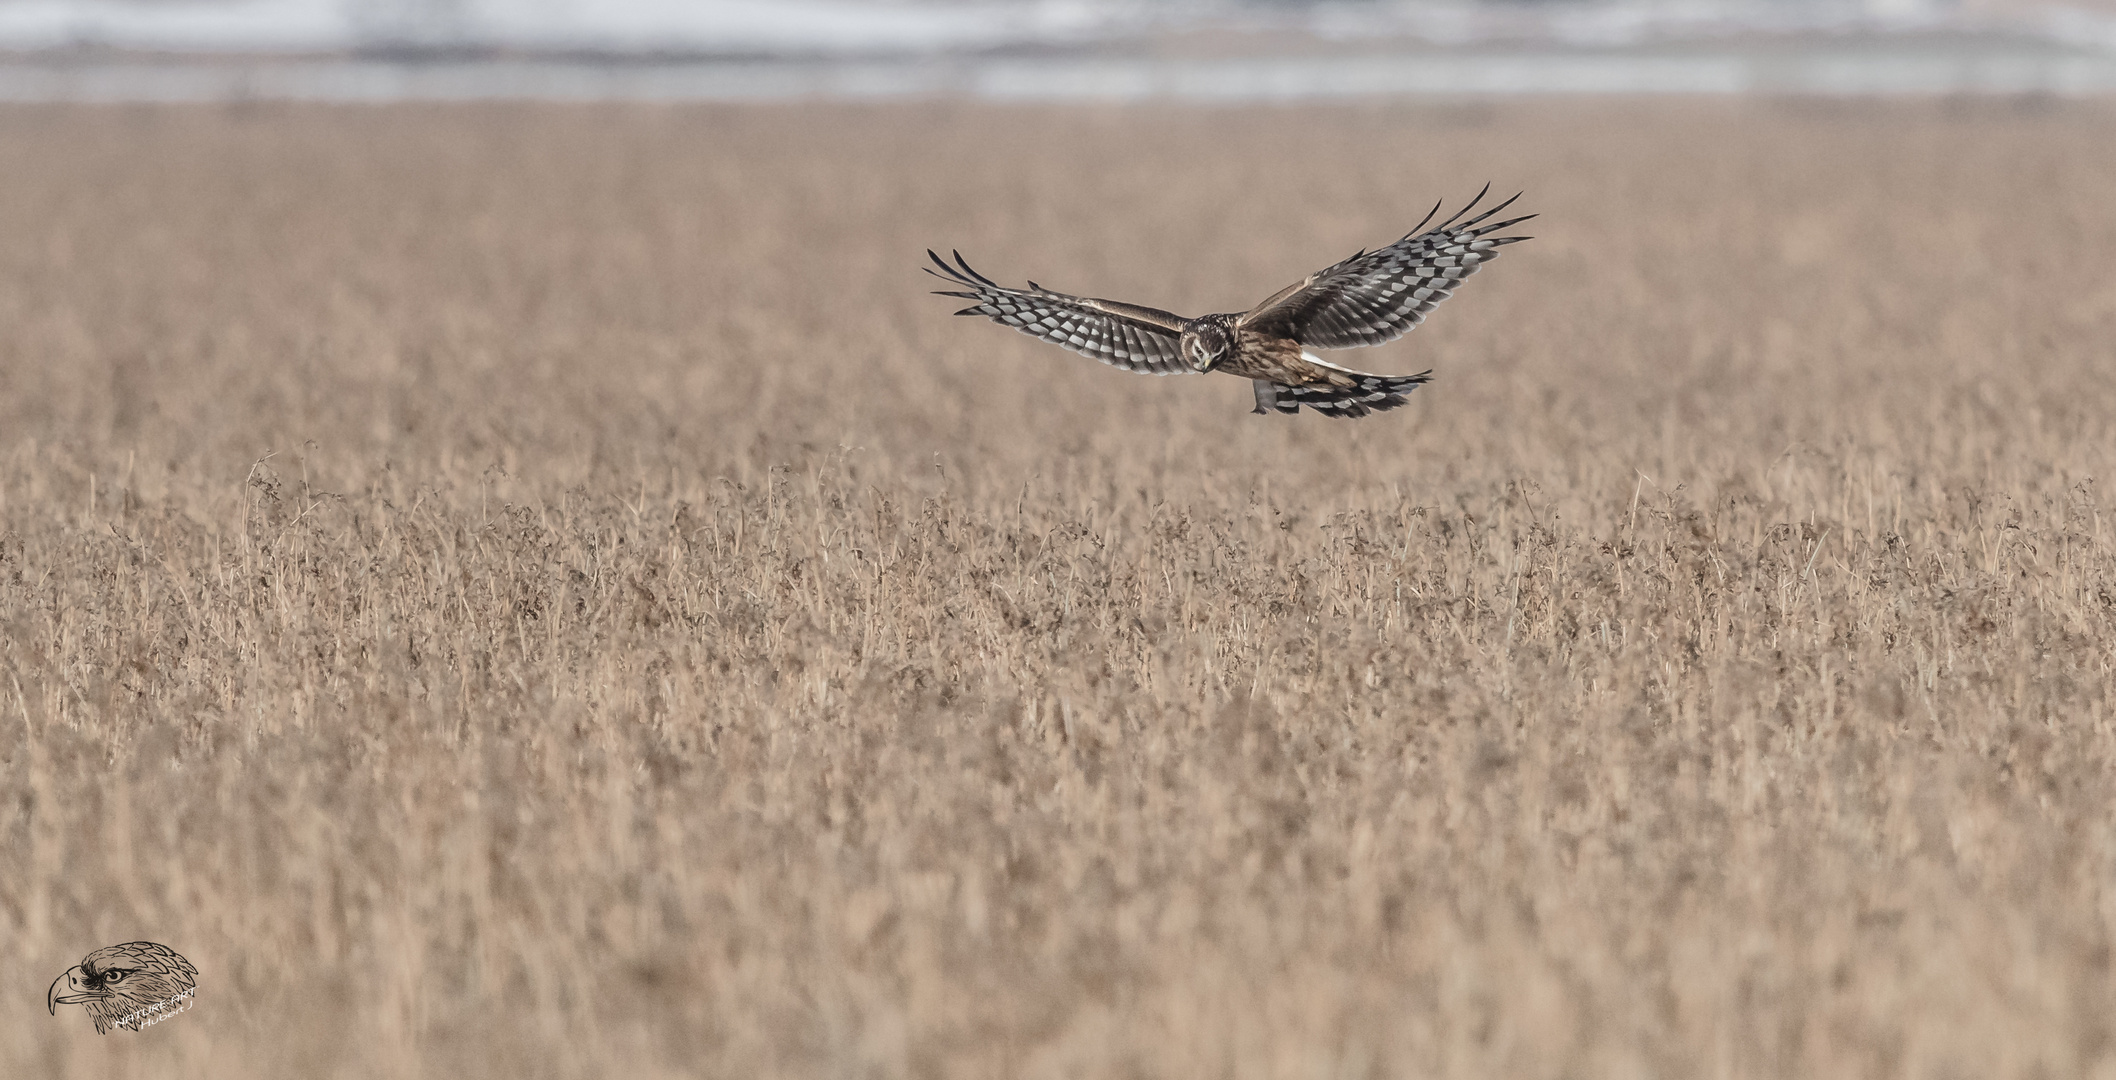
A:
2 97 2115 1079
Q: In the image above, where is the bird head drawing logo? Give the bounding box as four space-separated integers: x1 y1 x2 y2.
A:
49 942 198 1034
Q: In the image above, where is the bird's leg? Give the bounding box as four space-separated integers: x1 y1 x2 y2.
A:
1251 380 1278 415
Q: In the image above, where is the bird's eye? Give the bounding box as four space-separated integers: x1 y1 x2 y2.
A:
104 970 128 983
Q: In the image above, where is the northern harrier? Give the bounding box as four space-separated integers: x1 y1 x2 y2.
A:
49 941 198 1033
928 186 1532 418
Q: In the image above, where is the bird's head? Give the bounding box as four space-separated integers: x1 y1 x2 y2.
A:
49 942 198 1034
1181 318 1234 373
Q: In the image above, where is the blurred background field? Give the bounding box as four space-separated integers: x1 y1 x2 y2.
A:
2 96 2115 1077
2 0 2116 99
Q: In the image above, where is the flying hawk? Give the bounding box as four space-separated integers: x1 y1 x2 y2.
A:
49 941 198 1033
928 186 1532 418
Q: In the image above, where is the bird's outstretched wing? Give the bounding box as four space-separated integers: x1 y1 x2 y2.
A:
1238 186 1533 349
927 250 1193 375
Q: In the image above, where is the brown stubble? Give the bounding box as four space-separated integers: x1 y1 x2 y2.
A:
2 97 2114 1078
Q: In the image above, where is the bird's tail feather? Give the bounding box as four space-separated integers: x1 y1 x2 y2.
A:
1253 370 1433 418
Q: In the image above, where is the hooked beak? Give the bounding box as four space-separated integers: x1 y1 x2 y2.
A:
49 966 97 1013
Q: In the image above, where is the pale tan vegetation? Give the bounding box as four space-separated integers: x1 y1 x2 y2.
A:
3 99 2115 1079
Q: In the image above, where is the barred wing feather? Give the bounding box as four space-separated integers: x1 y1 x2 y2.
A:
1239 186 1534 350
926 250 1193 375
